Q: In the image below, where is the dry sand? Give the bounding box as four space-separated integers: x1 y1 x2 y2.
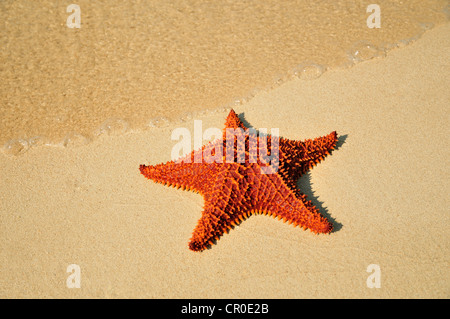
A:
1 23 449 298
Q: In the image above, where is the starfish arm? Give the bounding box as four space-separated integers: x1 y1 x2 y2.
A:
189 204 230 252
224 109 246 130
255 173 333 234
139 161 220 194
189 163 251 251
140 137 227 194
300 130 338 169
279 131 338 184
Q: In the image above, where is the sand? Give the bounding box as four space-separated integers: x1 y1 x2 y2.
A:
1 22 449 299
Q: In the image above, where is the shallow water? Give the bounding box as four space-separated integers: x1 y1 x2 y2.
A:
1 0 448 155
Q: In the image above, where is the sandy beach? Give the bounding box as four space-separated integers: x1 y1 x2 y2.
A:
1 6 449 298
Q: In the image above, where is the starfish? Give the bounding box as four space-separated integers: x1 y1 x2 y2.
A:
140 109 338 251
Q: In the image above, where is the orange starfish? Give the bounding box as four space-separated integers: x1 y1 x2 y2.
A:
140 109 338 251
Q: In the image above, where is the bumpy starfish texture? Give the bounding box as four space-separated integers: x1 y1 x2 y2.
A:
140 109 338 251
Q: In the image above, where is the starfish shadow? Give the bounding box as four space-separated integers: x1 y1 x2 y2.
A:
296 134 347 233
296 172 343 233
335 134 348 151
237 112 254 129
